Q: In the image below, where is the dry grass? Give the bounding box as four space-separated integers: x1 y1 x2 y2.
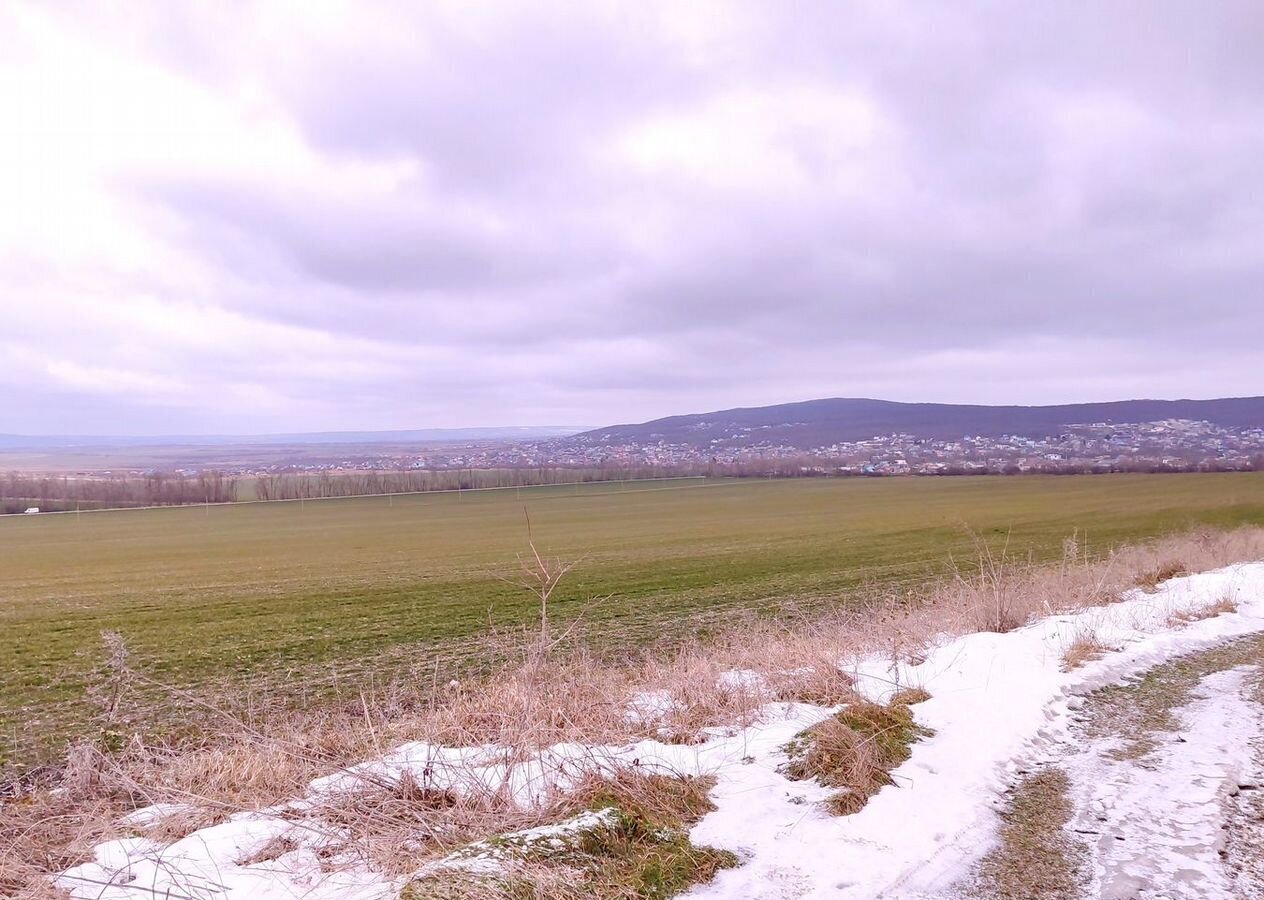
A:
139 805 227 844
1061 631 1110 671
307 762 724 878
409 820 735 900
784 695 932 816
973 767 1086 899
1209 594 1241 615
236 833 299 867
888 526 1264 646
1134 560 1190 592
5 525 1264 898
890 686 932 706
1167 592 1240 627
1 793 117 900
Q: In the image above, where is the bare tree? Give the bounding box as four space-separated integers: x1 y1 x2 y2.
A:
514 510 579 642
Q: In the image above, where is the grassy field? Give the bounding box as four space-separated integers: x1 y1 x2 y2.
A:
5 473 1264 766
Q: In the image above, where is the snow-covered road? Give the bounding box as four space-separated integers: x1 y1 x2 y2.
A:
682 565 1264 899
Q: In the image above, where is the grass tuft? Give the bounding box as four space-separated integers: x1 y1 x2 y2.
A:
1134 560 1189 592
1166 593 1239 627
784 694 932 815
889 686 931 706
1060 633 1109 671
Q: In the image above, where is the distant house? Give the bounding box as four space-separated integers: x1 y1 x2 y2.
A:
23 507 39 514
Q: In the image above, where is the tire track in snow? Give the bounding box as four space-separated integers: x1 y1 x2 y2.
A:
1065 665 1264 899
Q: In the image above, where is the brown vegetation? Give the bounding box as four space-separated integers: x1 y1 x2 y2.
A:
912 526 1264 640
784 695 932 815
1166 592 1239 627
972 767 1086 899
1135 560 1190 592
1061 631 1110 671
1 470 237 513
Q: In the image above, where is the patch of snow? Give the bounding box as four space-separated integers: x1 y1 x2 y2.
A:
717 669 767 692
58 813 392 900
1224 684 1264 893
416 807 621 878
625 689 681 725
118 802 198 827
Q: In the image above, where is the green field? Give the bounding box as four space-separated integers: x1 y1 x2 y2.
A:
5 473 1264 765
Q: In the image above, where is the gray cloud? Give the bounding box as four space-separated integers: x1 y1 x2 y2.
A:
1 0 1262 434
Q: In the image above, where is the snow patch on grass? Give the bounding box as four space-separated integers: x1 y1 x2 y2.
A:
418 808 622 877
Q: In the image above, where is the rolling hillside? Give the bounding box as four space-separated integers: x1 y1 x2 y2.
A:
580 397 1264 449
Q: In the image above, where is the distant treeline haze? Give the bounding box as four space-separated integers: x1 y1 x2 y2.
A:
1 466 687 512
1 470 237 513
249 466 685 500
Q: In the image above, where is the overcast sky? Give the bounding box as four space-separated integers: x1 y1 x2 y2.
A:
2 1 1262 434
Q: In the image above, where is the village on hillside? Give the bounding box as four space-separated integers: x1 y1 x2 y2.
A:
224 418 1264 478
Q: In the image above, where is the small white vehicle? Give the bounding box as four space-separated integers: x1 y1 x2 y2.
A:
23 507 40 514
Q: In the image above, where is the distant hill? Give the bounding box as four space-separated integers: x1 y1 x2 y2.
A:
0 425 588 451
579 397 1264 449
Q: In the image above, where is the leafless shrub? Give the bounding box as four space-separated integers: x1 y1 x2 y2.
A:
509 512 582 645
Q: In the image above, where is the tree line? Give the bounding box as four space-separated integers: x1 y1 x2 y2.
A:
249 465 690 500
1 471 238 513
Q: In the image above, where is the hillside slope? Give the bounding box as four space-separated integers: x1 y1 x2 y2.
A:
580 396 1264 448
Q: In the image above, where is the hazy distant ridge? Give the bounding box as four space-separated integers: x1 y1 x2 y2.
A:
581 397 1264 449
0 426 588 451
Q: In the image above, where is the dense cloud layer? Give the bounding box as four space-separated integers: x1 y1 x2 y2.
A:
2 1 1261 433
